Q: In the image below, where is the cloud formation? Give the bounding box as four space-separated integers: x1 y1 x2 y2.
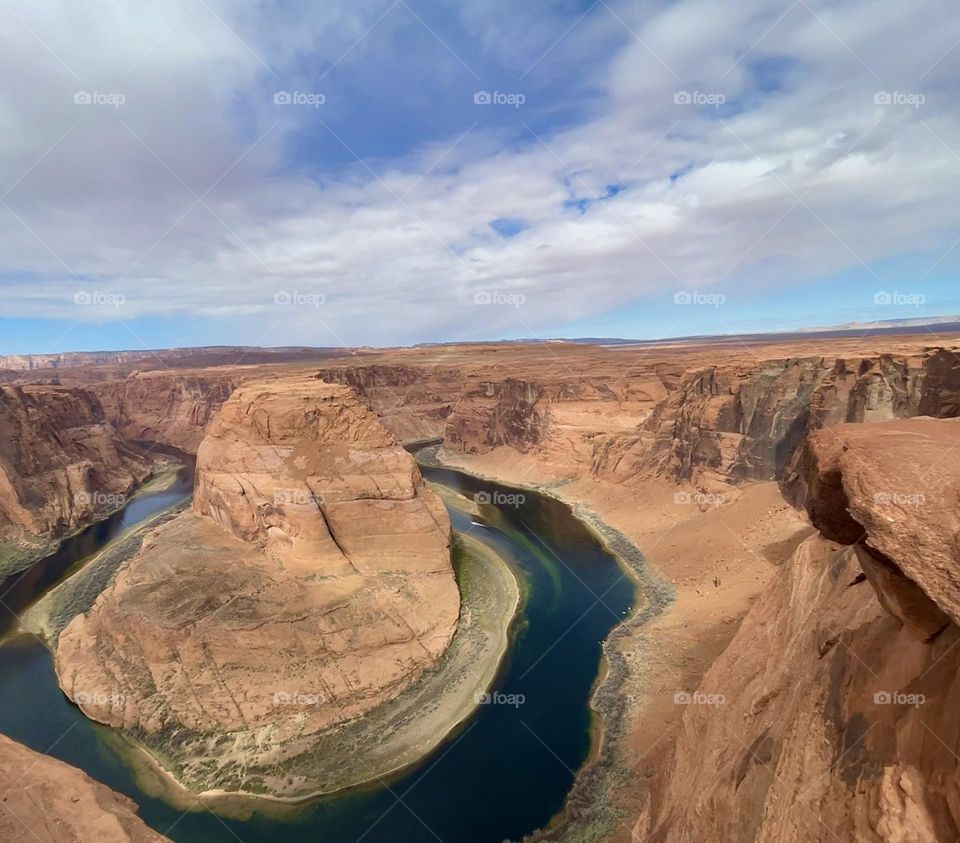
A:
1 0 958 347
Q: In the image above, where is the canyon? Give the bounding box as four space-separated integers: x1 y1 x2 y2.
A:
1 328 959 840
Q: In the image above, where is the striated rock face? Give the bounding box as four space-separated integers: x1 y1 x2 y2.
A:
55 377 459 793
91 370 242 453
635 349 960 492
444 363 677 483
644 417 960 842
315 363 463 443
0 734 170 842
0 384 150 565
447 378 551 454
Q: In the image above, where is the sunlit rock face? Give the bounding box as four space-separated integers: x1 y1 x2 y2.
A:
56 377 459 792
642 418 960 843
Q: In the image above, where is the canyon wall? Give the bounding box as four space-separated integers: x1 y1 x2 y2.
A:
315 363 464 442
642 417 960 842
0 384 150 569
443 361 680 481
0 734 170 842
90 370 242 453
55 377 460 794
582 348 959 496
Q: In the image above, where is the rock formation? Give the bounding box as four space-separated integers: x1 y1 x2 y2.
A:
91 370 242 453
315 363 463 442
0 384 150 571
629 348 960 492
642 417 960 842
0 734 170 842
55 377 460 794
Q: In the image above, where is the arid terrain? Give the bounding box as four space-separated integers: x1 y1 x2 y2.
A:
2 327 959 840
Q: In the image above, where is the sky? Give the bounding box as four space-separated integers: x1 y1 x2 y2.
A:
1 0 959 355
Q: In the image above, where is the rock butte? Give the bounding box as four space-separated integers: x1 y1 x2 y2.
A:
0 734 171 842
55 377 459 792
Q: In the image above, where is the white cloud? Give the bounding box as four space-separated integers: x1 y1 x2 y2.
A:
0 0 958 346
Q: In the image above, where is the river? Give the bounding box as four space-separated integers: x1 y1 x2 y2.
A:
0 455 637 843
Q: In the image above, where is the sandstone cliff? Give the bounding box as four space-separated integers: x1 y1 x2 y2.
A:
315 363 463 442
0 734 169 842
628 348 960 492
91 370 242 453
0 384 150 572
642 417 960 842
55 377 460 795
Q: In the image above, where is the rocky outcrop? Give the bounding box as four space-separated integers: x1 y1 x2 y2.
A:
643 417 960 842
635 349 960 492
0 384 150 569
315 364 463 442
0 734 170 842
55 377 460 795
802 418 960 640
90 370 242 453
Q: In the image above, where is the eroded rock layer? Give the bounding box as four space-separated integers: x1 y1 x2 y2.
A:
0 384 150 565
620 349 960 492
0 734 170 842
55 378 459 793
90 370 243 453
643 417 960 842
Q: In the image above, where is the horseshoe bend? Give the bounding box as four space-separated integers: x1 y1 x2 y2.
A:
3 5 960 831
50 377 498 798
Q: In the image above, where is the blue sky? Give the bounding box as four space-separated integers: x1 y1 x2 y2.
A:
1 0 959 355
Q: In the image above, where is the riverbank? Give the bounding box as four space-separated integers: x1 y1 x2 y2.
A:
21 500 190 642
426 445 810 843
